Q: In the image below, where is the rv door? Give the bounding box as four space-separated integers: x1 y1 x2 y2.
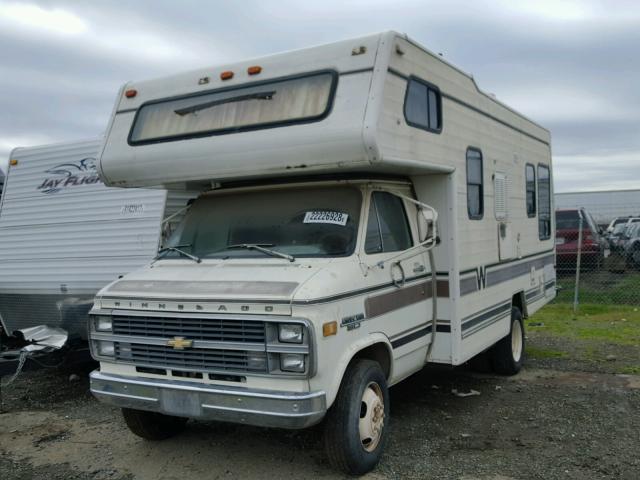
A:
495 172 515 260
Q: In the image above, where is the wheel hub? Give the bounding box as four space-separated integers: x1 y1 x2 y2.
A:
511 319 523 362
359 382 385 452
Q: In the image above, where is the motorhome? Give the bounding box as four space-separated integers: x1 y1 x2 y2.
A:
89 32 555 474
0 139 194 341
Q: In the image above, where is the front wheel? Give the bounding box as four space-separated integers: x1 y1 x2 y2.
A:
490 307 525 375
121 408 187 440
324 359 390 475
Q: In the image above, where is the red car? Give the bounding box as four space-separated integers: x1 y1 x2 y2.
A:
555 208 606 270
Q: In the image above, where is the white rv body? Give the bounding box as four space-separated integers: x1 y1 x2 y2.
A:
88 32 555 473
0 139 194 339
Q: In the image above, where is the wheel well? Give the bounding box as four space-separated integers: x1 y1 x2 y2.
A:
352 343 392 380
512 291 526 318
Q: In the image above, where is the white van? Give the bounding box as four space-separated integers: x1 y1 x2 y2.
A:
89 32 555 474
0 139 194 340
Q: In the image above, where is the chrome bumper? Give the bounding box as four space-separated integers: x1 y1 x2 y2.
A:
90 370 326 429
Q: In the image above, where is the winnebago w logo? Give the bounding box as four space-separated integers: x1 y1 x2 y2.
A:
37 157 101 194
476 265 488 290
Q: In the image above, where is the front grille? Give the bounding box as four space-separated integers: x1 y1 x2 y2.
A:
115 343 267 373
112 315 266 343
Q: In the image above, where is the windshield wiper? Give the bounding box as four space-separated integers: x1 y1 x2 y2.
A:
155 244 201 263
174 91 276 116
226 243 295 262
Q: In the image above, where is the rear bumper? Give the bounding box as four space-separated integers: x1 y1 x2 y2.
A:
90 370 326 429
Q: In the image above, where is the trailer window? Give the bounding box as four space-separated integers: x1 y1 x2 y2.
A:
129 71 337 144
404 77 442 133
466 148 484 219
525 164 536 217
538 164 551 240
365 192 413 254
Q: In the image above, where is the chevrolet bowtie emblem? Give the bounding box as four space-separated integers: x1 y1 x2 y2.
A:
167 336 193 350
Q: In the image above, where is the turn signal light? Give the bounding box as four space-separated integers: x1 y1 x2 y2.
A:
220 71 234 80
247 66 262 75
124 89 137 98
10 159 18 166
323 321 337 337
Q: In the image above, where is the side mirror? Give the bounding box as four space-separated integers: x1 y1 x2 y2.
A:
417 208 436 243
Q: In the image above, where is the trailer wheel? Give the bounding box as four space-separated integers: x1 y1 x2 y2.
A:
490 307 525 375
324 359 389 475
121 408 187 440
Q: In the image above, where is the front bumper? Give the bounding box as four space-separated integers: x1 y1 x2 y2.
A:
90 370 326 429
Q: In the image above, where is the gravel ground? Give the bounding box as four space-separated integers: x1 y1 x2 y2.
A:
1 341 638 479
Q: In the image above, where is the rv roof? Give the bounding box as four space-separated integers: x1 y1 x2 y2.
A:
121 31 545 133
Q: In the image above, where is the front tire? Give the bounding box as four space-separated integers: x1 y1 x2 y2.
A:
490 307 525 375
121 408 187 440
324 359 390 475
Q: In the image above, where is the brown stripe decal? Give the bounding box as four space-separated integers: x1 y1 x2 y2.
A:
365 280 449 318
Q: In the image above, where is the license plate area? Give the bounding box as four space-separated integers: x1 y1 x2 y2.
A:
161 389 202 417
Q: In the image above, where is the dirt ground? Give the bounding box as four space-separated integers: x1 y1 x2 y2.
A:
1 335 639 479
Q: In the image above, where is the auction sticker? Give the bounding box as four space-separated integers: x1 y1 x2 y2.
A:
303 211 348 226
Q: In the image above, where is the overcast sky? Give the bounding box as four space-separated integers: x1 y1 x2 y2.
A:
0 0 638 192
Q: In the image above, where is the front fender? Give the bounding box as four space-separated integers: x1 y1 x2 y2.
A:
324 332 393 408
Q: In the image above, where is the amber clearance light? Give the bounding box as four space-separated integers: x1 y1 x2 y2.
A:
323 321 337 337
220 71 234 80
124 89 137 98
247 65 262 75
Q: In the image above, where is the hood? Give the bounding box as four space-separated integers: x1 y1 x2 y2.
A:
95 259 326 315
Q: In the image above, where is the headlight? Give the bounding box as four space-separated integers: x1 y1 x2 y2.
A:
280 353 305 373
94 315 113 332
96 340 115 356
278 324 303 344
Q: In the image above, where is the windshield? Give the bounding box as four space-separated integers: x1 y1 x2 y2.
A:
164 186 362 260
613 223 628 235
623 223 639 238
555 211 580 230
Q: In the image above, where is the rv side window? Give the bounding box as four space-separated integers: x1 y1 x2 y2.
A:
525 164 536 217
466 148 484 219
365 192 413 254
404 77 442 133
538 164 551 240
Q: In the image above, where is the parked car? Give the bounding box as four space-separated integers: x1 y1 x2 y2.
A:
607 217 640 247
555 208 607 270
620 223 640 268
606 216 640 234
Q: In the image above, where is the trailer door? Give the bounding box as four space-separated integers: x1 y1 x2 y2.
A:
495 172 515 260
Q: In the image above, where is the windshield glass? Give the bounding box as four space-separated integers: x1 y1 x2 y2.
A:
555 210 580 230
623 223 638 238
130 71 336 144
613 223 628 235
164 186 362 259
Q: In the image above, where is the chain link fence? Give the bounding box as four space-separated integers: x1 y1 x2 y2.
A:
554 210 640 309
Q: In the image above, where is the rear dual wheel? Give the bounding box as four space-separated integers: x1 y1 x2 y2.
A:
490 307 525 375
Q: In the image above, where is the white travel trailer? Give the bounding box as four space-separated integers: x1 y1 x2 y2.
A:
0 139 194 341
89 32 555 474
